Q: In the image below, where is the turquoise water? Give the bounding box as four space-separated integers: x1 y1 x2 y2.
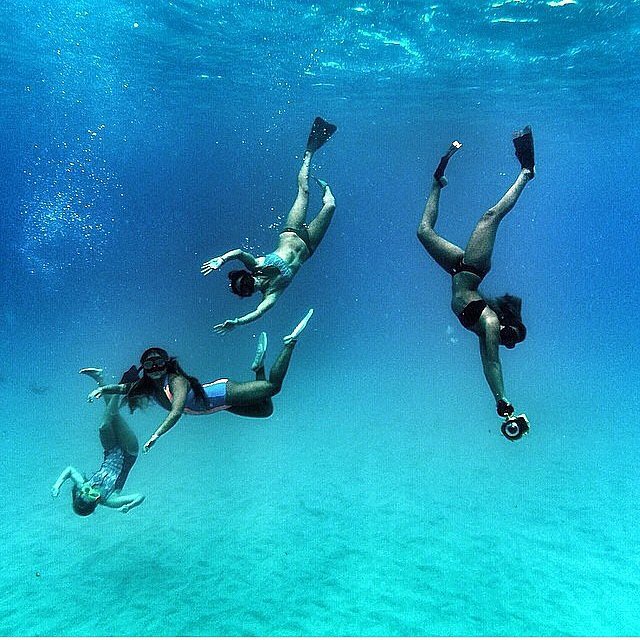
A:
1 0 639 636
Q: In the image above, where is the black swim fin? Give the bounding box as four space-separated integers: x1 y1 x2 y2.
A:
306 117 337 153
512 125 535 173
433 140 462 186
119 365 140 384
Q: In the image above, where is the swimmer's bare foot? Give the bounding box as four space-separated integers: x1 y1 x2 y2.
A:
284 308 314 345
251 332 268 372
434 140 462 188
79 367 104 386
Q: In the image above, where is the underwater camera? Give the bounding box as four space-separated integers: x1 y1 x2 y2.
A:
501 414 530 441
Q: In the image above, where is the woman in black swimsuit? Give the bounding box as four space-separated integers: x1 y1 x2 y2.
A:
416 127 535 424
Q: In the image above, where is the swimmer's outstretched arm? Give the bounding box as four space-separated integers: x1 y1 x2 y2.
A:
87 383 129 402
213 292 280 334
103 493 145 513
201 249 258 275
143 375 189 453
478 328 513 415
51 466 84 496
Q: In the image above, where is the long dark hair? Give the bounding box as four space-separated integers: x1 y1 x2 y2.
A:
228 269 256 297
124 348 207 412
487 294 527 342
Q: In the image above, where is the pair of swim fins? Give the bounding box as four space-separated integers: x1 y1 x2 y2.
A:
433 126 535 184
306 116 337 153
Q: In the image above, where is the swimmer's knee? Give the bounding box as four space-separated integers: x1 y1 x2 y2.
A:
481 207 499 222
417 224 434 245
268 381 282 397
297 177 310 194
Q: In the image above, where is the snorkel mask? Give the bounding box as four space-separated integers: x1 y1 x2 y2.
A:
80 484 101 502
140 347 170 374
141 357 167 374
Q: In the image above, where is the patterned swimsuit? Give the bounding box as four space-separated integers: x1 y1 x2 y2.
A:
256 253 294 291
87 448 136 500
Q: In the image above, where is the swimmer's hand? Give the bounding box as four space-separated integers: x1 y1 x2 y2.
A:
120 504 132 513
143 434 159 453
87 388 103 402
201 256 224 276
496 398 515 417
214 319 238 335
51 486 60 498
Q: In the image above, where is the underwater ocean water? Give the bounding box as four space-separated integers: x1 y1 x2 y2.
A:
1 0 640 636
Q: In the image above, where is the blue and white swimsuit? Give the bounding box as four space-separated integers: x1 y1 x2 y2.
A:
163 375 231 415
256 253 294 291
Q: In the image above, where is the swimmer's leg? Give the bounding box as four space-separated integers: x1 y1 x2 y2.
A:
226 401 272 418
105 398 139 456
284 149 313 230
306 181 336 253
225 310 311 410
463 168 533 274
227 332 272 417
417 148 464 273
98 395 121 450
251 331 268 376
81 367 117 448
225 343 295 406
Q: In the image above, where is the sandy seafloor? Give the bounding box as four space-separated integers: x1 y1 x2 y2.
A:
2 347 639 636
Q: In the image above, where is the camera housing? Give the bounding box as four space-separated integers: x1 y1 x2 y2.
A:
501 414 530 441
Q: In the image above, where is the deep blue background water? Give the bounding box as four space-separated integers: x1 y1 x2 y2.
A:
1 0 639 636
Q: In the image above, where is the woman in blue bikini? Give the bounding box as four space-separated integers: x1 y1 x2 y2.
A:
87 309 313 452
201 117 337 334
52 368 145 516
416 127 535 427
